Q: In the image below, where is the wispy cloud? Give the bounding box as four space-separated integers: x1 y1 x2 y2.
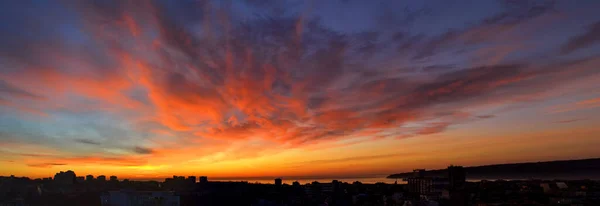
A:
300 153 410 165
477 115 496 119
554 118 584 124
0 79 45 100
75 139 101 145
547 97 600 113
133 146 154 155
561 21 600 54
27 163 66 168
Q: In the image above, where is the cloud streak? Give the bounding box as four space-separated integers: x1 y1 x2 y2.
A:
300 153 410 165
561 21 600 54
75 139 102 145
27 163 67 168
555 119 584 124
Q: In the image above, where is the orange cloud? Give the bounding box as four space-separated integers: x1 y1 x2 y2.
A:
578 97 600 106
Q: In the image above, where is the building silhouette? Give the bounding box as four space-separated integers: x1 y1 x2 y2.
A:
2 167 600 206
110 176 118 181
405 165 468 202
187 176 196 184
199 176 208 184
447 165 467 205
406 169 448 199
98 175 107 181
448 165 466 190
86 175 94 181
275 178 282 186
53 170 76 185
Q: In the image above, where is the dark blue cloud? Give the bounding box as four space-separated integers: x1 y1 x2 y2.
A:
561 21 600 54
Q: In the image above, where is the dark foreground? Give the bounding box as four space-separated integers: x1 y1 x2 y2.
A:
1 169 600 206
389 158 600 180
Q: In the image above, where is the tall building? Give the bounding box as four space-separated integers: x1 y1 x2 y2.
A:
447 165 467 206
407 169 426 194
332 180 340 193
187 176 196 183
171 176 185 182
448 165 466 190
275 178 282 186
199 176 208 184
54 170 76 185
406 169 448 199
98 175 107 181
86 175 94 181
110 176 118 181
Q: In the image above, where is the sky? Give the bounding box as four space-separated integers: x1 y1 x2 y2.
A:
0 0 600 180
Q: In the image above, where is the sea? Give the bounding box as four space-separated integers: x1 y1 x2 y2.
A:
210 176 399 185
139 173 600 184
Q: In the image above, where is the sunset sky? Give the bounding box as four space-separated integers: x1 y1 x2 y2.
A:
1 0 599 180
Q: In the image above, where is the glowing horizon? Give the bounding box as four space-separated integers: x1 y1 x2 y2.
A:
1 0 600 180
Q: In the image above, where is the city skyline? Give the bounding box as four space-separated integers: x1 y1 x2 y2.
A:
7 157 599 183
1 0 600 180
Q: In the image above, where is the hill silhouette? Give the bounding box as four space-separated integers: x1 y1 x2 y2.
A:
388 158 600 180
